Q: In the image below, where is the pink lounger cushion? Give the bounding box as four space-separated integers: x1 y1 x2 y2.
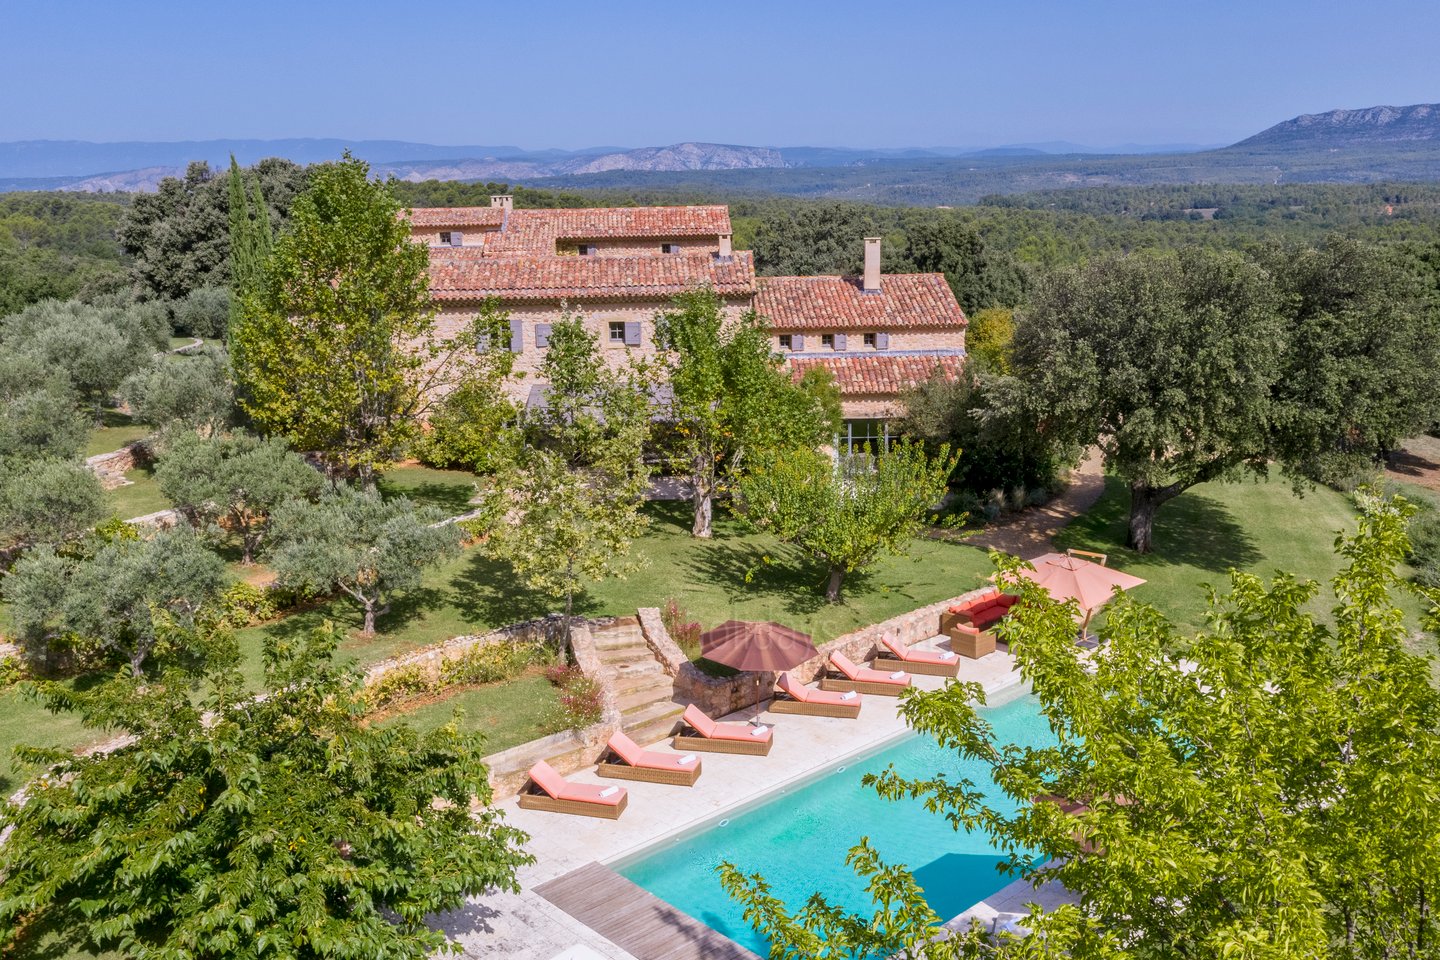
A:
778 672 860 705
528 760 627 806
830 651 912 686
882 635 957 666
608 732 698 771
683 704 772 743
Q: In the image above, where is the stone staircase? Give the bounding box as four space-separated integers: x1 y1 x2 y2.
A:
590 617 683 746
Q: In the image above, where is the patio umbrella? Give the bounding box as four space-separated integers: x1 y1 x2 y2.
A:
699 620 819 672
1017 551 1146 632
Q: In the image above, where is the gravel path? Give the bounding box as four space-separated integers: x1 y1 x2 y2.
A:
961 449 1107 560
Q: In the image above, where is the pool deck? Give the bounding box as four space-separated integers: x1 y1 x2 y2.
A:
437 638 1073 958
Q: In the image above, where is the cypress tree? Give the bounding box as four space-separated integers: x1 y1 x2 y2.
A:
225 155 273 340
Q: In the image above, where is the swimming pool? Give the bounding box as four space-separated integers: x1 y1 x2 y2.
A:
615 693 1053 955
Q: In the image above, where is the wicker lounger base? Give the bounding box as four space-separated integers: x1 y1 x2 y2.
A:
769 696 861 719
872 654 959 678
597 759 701 786
517 789 628 820
673 732 773 756
820 677 910 697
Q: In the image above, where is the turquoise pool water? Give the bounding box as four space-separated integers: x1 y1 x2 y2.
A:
617 694 1053 955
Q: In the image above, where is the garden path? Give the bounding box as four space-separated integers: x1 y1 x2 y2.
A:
962 449 1105 560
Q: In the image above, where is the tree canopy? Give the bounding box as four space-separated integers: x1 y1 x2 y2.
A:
0 624 532 960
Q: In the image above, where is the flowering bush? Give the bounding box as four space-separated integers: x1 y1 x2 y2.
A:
542 664 604 732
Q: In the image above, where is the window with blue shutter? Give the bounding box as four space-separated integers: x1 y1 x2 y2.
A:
509 319 523 353
534 323 552 348
623 321 642 347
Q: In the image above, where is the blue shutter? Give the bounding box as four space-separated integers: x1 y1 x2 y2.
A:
509 319 523 353
534 323 552 348
450 231 464 247
623 321 642 346
834 333 847 351
876 332 889 350
793 333 805 351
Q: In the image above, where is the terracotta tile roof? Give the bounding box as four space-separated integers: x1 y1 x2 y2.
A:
406 207 506 229
787 352 964 396
407 204 730 252
756 274 966 330
428 250 756 303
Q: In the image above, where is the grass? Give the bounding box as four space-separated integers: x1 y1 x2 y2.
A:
376 464 481 516
375 672 559 756
84 409 149 458
101 465 172 520
1054 469 1428 636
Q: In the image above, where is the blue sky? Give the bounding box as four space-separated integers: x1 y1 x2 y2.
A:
2 0 1436 148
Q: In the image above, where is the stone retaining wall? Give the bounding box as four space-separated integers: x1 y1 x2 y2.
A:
86 440 151 490
361 614 570 686
636 584 1000 717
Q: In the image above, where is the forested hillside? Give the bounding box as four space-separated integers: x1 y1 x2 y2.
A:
0 193 130 315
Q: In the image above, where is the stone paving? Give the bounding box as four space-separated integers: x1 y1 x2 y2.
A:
445 637 1071 959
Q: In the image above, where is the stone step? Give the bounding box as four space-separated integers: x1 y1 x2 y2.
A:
621 700 686 746
596 647 659 670
603 660 665 692
594 626 646 651
615 679 675 714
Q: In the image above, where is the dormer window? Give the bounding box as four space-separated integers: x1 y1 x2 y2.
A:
439 231 463 247
661 243 682 254
578 244 598 256
778 334 793 351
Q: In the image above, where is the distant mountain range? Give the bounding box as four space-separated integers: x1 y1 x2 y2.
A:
1 103 1438 198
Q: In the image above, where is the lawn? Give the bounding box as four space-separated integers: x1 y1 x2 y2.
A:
101 465 172 520
376 672 559 756
1054 469 1426 637
84 409 149 458
376 463 481 515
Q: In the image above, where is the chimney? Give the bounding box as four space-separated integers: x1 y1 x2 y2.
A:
490 195 513 211
717 233 733 259
862 237 882 293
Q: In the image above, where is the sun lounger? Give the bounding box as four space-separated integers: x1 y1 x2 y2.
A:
769 671 862 718
819 651 913 697
517 760 628 819
673 704 774 756
872 635 961 677
597 731 702 786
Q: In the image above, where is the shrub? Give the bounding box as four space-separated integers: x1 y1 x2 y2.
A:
439 641 544 686
415 379 520 473
0 655 25 690
211 581 278 628
542 664 604 732
171 286 230 339
660 598 703 660
364 664 433 711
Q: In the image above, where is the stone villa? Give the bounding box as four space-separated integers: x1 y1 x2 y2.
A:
411 197 966 445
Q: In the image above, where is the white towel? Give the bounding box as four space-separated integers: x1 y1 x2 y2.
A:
678 754 697 765
599 786 619 798
750 725 769 736
840 691 858 701
939 651 955 660
889 671 906 680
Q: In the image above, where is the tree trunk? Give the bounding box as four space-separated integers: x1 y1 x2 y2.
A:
825 567 845 603
691 460 713 539
129 642 147 678
361 603 377 637
1127 482 1185 554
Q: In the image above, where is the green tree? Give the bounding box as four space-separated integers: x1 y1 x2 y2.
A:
172 285 231 339
267 488 462 637
416 376 521 473
964 307 1015 374
156 431 324 563
0 381 88 461
0 458 105 551
227 155 273 338
722 493 1440 959
1003 250 1286 553
734 441 956 602
484 315 651 630
656 288 835 537
6 524 226 676
0 623 532 960
122 344 235 435
898 212 1029 313
232 155 495 486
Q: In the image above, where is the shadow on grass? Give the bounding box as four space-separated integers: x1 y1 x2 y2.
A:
448 552 601 626
1057 476 1262 573
377 478 478 516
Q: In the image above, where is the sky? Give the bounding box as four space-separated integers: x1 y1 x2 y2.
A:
2 0 1437 149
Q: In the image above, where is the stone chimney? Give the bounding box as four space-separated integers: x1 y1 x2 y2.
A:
862 237 882 293
717 233 733 259
490 195 513 211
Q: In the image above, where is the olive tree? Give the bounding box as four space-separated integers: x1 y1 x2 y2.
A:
734 441 956 602
267 488 462 636
0 457 105 552
122 345 235 435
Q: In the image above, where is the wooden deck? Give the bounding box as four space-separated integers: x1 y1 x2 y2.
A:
535 861 761 960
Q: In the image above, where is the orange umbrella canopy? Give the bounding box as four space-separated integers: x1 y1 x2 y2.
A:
1018 552 1146 614
699 620 819 672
